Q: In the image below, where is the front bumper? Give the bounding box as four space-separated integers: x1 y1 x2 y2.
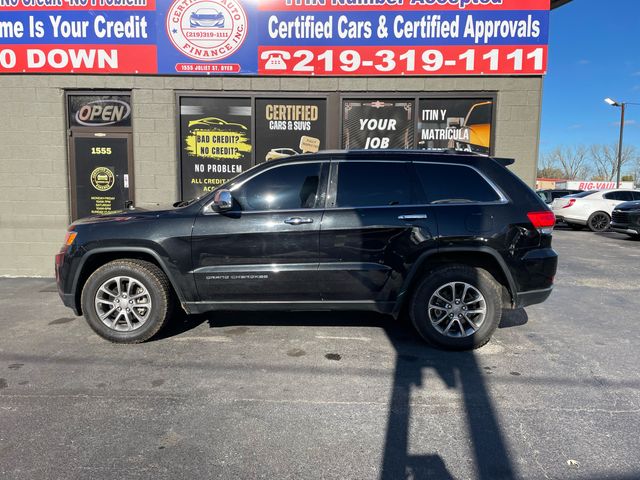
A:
60 293 81 316
611 224 640 236
55 250 82 316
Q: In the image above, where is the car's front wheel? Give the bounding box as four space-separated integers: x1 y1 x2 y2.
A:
587 211 611 232
81 259 173 343
409 265 502 350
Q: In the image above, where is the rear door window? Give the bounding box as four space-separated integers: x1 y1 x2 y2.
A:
335 161 415 207
413 163 502 204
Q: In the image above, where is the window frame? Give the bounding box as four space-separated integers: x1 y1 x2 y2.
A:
410 161 507 206
203 160 329 215
604 191 634 201
176 91 499 202
325 159 508 210
327 160 422 209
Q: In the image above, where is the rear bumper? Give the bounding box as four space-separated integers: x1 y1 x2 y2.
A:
555 215 586 225
509 247 557 308
515 287 553 308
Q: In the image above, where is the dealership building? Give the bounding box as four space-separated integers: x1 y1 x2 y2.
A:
0 0 570 277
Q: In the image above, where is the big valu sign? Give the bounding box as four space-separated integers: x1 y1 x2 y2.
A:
0 0 550 75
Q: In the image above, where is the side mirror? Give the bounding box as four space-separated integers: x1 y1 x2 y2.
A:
212 189 233 211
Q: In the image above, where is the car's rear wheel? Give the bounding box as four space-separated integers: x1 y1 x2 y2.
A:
409 265 502 350
628 233 640 241
81 259 173 343
587 212 611 232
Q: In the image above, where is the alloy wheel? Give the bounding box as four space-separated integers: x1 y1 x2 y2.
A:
427 282 487 338
94 276 152 332
589 213 610 232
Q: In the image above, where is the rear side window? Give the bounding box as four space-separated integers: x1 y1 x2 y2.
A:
413 163 501 204
633 192 640 201
604 191 634 201
336 162 413 207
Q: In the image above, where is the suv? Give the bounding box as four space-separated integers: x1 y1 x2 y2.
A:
56 150 558 350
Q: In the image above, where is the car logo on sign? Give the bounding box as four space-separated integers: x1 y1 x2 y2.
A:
166 0 248 62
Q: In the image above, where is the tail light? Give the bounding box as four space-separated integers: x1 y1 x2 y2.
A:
562 199 576 209
527 211 556 235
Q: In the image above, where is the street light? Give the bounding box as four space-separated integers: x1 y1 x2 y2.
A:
604 98 640 187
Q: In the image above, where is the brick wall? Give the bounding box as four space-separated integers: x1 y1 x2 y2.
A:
0 75 542 277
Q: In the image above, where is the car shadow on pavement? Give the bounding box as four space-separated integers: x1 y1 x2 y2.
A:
152 309 210 340
197 310 517 479
380 323 515 480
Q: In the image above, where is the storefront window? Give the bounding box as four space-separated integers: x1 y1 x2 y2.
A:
417 98 493 154
179 97 253 200
255 99 327 164
342 100 414 150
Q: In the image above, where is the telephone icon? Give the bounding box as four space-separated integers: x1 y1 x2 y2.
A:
261 50 290 70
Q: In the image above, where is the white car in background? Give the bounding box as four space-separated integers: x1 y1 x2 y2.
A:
551 189 640 232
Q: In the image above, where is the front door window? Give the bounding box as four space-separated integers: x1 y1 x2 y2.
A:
232 163 323 211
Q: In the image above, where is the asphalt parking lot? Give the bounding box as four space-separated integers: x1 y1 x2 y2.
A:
0 228 639 480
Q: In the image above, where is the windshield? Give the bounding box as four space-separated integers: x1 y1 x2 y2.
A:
466 102 492 125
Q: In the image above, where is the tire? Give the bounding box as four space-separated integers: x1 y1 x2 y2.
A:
409 265 502 351
628 234 640 241
587 211 611 232
568 223 584 231
81 259 173 343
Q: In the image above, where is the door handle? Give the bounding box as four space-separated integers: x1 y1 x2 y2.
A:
284 217 314 225
398 214 428 221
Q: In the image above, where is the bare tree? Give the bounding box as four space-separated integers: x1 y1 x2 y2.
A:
545 145 591 179
629 154 640 187
590 144 638 181
537 152 564 178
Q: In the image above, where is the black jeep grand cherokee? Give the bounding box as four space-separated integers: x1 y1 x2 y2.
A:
56 150 557 350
